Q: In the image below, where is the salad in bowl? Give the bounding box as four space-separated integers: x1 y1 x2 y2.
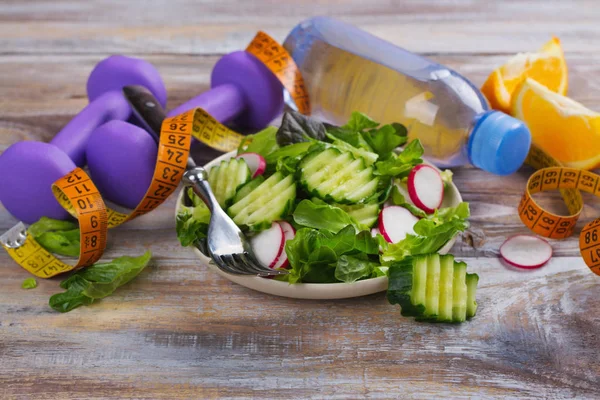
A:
176 111 478 323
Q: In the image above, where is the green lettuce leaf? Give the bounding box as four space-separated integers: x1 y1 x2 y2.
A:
237 126 279 157
175 199 210 247
28 216 80 257
343 111 380 132
361 122 408 158
389 185 427 218
284 225 380 284
334 254 380 283
374 139 424 178
292 199 358 233
49 251 152 313
381 202 470 263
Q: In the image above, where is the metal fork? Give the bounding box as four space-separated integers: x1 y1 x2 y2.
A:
183 167 288 277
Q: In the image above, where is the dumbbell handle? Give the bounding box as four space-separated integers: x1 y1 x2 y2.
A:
167 84 246 122
50 91 130 166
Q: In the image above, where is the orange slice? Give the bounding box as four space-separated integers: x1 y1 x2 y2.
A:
481 37 568 113
512 78 600 170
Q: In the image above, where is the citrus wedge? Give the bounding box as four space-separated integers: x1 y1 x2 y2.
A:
512 78 600 170
482 37 568 113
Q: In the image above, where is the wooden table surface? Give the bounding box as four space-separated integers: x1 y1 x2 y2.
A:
1 1 599 399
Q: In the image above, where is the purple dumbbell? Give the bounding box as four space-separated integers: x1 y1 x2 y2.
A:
0 56 166 224
85 50 284 209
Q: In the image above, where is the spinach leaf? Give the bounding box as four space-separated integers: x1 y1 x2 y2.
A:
276 110 327 146
49 251 152 313
292 199 357 233
28 216 80 257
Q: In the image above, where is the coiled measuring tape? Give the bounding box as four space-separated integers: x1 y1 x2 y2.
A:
520 145 600 276
1 31 310 278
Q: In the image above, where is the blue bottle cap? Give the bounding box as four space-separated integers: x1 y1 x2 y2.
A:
468 111 532 175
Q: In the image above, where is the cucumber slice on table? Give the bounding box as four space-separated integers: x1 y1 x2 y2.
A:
228 172 296 230
387 253 479 323
207 158 251 207
299 148 379 204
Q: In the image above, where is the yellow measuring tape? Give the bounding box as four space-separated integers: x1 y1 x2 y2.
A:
519 145 600 276
1 31 310 278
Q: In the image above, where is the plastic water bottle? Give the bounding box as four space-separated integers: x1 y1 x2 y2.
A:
282 17 531 175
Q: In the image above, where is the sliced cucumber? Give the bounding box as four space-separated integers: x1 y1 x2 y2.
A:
466 273 479 319
387 253 478 323
232 176 265 204
228 172 296 230
437 255 454 322
452 261 468 323
424 253 441 319
207 158 251 207
337 202 380 228
299 148 379 204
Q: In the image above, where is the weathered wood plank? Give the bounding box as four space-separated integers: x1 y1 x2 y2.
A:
1 0 600 54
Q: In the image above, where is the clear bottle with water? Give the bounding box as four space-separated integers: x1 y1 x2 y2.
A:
283 17 531 175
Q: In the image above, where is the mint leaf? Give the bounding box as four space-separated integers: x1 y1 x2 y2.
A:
21 278 37 289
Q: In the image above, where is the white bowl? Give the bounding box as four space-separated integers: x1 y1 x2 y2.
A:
175 151 463 300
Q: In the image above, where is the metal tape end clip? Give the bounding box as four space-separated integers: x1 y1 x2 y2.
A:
0 222 27 249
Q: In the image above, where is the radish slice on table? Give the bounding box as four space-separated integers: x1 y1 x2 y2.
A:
378 206 420 243
250 222 284 268
272 221 296 269
500 235 553 269
407 164 444 214
236 152 266 178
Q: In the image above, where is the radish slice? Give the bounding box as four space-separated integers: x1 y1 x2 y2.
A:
236 152 266 178
407 164 444 214
378 206 419 243
251 222 284 268
272 221 296 269
500 235 553 269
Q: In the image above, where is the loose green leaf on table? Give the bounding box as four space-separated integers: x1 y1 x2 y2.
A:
28 216 80 257
49 251 152 313
21 278 37 289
